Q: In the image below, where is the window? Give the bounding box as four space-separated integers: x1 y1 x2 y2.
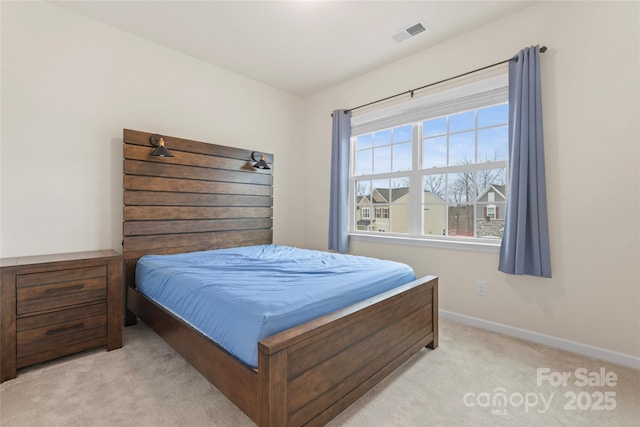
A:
350 75 509 245
486 205 496 220
375 207 390 218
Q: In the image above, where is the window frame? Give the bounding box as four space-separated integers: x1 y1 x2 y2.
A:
348 74 509 252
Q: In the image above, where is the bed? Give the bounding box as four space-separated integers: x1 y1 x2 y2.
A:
122 129 438 426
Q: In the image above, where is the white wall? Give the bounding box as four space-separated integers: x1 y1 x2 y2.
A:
2 1 638 360
0 1 304 258
300 1 640 358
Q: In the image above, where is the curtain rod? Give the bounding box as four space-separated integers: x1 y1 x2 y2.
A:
340 45 547 115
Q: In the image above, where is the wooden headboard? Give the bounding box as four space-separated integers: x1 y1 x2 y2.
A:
122 129 273 288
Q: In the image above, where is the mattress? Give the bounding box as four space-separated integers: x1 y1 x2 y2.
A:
135 244 416 367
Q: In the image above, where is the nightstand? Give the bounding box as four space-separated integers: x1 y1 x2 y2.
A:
0 250 122 382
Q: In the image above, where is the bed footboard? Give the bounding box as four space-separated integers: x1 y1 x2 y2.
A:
257 275 438 427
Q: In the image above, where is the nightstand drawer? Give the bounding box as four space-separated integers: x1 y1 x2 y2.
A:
16 304 107 359
17 266 107 315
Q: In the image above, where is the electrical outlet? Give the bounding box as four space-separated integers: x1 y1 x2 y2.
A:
476 281 487 296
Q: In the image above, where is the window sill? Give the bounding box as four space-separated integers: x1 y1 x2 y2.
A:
349 232 501 253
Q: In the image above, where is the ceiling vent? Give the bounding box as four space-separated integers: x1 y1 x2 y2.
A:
392 21 428 43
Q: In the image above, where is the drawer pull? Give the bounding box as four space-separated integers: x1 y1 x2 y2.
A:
46 284 85 294
45 323 85 336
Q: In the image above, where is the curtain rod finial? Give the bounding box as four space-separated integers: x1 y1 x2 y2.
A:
540 46 547 53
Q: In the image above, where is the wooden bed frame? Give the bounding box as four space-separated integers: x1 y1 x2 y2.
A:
122 129 438 426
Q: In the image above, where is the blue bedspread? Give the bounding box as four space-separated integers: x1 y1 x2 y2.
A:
135 244 416 367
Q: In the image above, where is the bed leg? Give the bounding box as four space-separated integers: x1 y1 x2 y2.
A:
258 348 288 427
426 280 438 349
123 288 137 326
123 284 138 326
124 309 137 327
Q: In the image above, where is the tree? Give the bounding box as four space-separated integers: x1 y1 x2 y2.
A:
423 174 445 198
355 181 371 198
450 149 506 202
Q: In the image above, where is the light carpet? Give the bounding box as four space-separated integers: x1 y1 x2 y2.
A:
1 319 638 426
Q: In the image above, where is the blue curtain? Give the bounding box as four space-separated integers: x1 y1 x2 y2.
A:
328 109 352 252
499 46 552 278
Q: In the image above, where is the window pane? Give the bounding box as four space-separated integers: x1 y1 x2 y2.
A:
423 135 447 168
478 104 508 128
393 125 412 142
423 204 446 236
357 134 373 150
370 204 389 232
371 179 390 204
447 172 477 204
449 111 475 133
357 206 372 232
390 178 410 203
373 146 391 173
448 131 475 165
355 180 371 201
390 177 409 187
448 204 474 237
392 142 411 171
476 169 506 236
476 168 506 196
355 180 372 231
476 202 506 239
355 149 372 175
388 178 409 234
388 204 408 233
423 117 447 137
478 125 508 162
423 174 445 200
374 129 391 146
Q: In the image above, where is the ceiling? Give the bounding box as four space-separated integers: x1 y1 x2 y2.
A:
53 1 535 97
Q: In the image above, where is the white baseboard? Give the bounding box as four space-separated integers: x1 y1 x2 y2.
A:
439 309 640 370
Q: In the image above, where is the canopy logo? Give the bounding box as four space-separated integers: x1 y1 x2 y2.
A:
463 367 618 415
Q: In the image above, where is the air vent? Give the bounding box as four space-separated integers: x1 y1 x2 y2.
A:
392 21 428 43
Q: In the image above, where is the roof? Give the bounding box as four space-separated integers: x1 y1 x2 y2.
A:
371 187 410 203
475 184 507 202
